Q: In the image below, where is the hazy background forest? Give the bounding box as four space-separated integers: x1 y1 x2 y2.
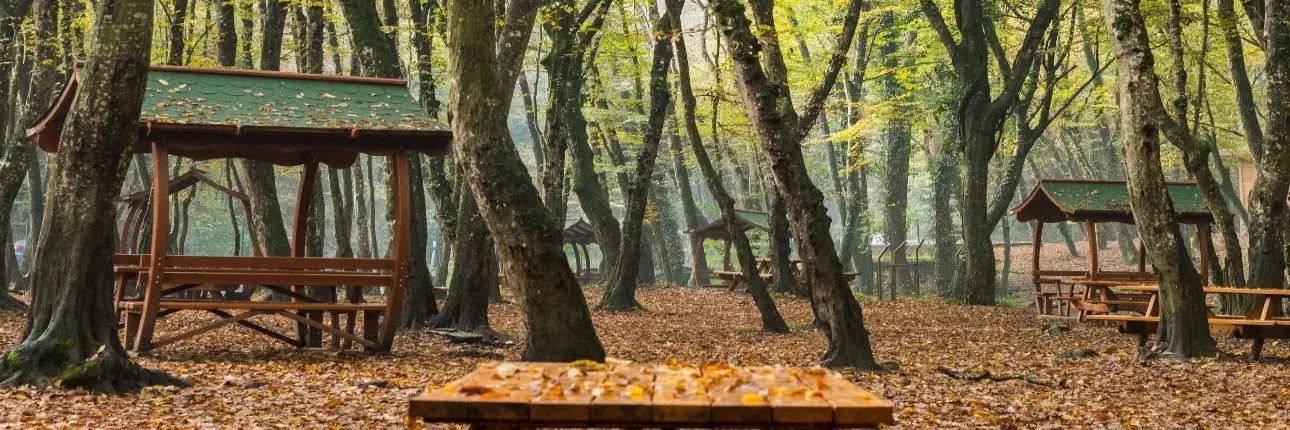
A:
4 0 1267 300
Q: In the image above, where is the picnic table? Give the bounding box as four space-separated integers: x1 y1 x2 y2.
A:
1085 284 1290 358
408 361 894 429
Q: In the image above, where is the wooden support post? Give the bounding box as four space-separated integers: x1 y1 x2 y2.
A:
291 161 320 347
1196 223 1210 286
377 152 412 351
133 143 171 353
1032 222 1045 314
1085 221 1099 279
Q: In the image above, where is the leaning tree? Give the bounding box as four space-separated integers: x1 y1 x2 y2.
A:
445 0 605 361
0 0 185 391
710 0 877 369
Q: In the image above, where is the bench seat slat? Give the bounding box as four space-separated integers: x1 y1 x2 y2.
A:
118 300 387 312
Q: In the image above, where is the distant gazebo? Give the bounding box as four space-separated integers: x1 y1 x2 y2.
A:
563 217 598 281
1012 179 1214 316
686 210 770 286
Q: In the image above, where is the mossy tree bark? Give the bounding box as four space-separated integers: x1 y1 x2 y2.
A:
711 0 875 367
599 9 675 311
0 0 184 392
1103 0 1218 357
445 0 604 361
336 0 401 79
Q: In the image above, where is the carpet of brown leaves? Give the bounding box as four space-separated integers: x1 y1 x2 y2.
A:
0 283 1287 428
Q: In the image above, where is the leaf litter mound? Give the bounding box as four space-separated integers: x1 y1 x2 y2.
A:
0 286 1286 428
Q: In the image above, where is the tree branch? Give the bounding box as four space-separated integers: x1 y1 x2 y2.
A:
495 0 543 99
984 0 1060 121
795 0 866 142
920 0 960 64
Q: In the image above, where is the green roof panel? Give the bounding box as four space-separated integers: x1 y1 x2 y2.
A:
139 69 446 131
1041 180 1208 214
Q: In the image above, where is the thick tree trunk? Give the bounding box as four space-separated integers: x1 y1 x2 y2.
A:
0 0 183 391
1104 0 1218 357
600 13 673 310
1246 0 1290 292
445 0 605 361
713 0 875 367
767 193 800 295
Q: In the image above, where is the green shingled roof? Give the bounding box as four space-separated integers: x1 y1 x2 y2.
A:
1013 179 1212 223
734 210 770 230
139 68 446 131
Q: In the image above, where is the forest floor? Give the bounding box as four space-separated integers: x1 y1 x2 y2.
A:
0 284 1287 429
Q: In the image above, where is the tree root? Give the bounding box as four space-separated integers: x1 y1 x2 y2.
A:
0 292 26 312
1 338 185 394
936 365 1067 388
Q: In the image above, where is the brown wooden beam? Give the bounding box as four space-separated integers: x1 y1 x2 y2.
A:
132 142 171 353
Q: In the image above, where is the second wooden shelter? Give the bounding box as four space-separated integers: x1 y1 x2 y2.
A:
1012 179 1214 317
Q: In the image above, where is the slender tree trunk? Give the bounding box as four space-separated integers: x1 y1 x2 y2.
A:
600 13 674 310
0 0 60 304
0 0 184 390
167 0 188 65
713 0 875 366
353 157 372 258
878 14 912 296
216 0 237 67
337 0 401 78
260 0 285 71
431 190 494 334
1104 0 1218 357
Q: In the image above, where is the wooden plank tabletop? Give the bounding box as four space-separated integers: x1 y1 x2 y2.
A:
409 361 894 428
1114 284 1290 296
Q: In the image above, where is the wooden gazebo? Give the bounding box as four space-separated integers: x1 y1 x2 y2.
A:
686 210 770 287
28 66 451 353
1012 179 1213 317
563 217 598 282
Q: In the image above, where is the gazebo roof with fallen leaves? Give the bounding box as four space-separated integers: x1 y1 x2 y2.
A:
1012 179 1213 225
687 210 771 241
27 65 451 168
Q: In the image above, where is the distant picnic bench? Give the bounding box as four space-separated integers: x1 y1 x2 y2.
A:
409 361 894 429
1086 284 1290 358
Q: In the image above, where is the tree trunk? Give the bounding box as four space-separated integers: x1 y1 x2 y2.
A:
260 0 285 71
431 190 494 334
712 0 875 366
216 0 237 67
353 157 372 258
600 13 674 310
167 0 188 65
0 0 183 391
767 192 799 295
337 0 401 78
537 1 612 227
879 14 912 296
1246 0 1290 292
240 161 291 258
0 0 60 304
1104 0 1218 357
445 0 605 361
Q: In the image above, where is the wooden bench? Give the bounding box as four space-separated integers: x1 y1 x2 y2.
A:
1086 314 1290 358
114 254 402 353
409 361 894 429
